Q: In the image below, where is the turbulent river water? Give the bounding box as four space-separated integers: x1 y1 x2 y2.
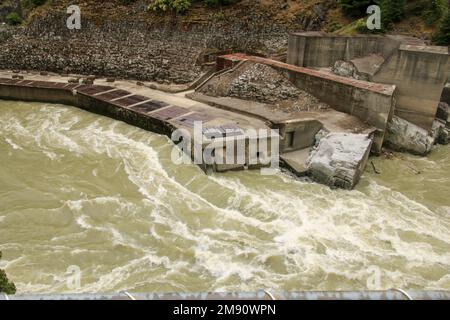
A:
0 100 449 294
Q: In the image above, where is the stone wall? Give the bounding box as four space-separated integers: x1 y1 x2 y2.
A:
0 11 289 84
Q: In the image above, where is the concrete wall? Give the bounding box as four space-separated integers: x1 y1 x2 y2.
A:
287 32 399 68
286 70 394 153
373 45 450 130
217 54 396 154
287 33 450 131
0 84 77 106
0 82 175 137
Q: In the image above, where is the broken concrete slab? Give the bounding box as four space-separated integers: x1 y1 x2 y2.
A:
280 147 311 176
306 133 373 190
385 116 434 155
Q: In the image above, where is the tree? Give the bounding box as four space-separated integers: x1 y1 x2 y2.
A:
339 0 374 17
375 0 405 29
434 10 450 45
0 251 16 295
5 12 22 26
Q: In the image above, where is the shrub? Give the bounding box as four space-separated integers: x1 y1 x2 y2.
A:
423 0 446 26
149 0 191 14
339 0 374 17
32 0 46 6
149 0 239 13
5 12 22 26
0 251 16 295
375 0 405 29
433 10 450 45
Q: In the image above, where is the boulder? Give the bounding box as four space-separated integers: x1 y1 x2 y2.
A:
433 121 450 145
307 133 373 190
436 102 450 124
385 116 434 155
332 60 358 79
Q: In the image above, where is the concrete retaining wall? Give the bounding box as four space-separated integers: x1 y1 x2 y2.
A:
287 32 450 132
287 32 399 68
373 45 450 130
223 55 396 154
0 79 175 138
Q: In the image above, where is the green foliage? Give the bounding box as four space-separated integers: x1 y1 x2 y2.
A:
433 10 450 45
149 0 191 14
149 0 239 13
339 0 374 17
423 0 446 26
375 0 405 29
339 0 406 30
31 0 46 6
5 12 22 26
0 251 16 295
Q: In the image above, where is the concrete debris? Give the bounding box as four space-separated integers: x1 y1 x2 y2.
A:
385 116 434 155
307 133 372 190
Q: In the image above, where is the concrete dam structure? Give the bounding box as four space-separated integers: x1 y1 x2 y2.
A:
287 32 450 152
1 32 449 190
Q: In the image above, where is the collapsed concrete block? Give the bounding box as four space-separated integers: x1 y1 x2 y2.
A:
307 133 372 190
385 116 434 155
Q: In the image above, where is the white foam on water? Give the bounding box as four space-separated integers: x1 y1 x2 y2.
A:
1 101 450 293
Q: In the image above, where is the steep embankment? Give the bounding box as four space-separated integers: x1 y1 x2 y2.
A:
0 0 444 83
0 0 337 83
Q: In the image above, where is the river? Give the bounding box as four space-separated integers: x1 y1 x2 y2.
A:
0 100 449 293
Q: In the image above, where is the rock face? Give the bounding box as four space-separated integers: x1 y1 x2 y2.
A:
0 11 290 84
385 116 434 155
307 133 373 190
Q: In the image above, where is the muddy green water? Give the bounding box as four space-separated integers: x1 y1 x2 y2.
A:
0 101 449 293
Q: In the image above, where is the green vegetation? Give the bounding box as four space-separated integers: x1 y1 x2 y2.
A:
31 0 46 6
423 0 447 25
338 0 373 17
0 251 16 295
434 10 450 45
5 12 22 25
377 0 405 29
148 0 239 14
338 0 407 31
